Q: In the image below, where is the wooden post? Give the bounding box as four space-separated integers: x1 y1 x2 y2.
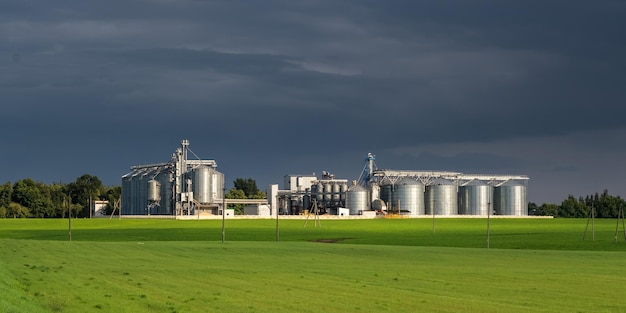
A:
222 187 226 243
67 197 72 242
487 202 491 249
275 195 279 242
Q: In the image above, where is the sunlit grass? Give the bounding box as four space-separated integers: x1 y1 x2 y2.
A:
1 218 625 312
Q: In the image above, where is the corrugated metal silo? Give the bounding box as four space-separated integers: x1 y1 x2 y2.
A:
494 180 527 216
211 170 224 201
392 178 424 215
193 166 213 204
425 178 458 215
458 180 493 215
379 184 393 208
346 185 368 215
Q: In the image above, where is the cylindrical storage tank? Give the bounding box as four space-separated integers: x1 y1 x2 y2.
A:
323 182 332 202
494 181 527 216
392 178 424 215
147 179 161 202
121 174 133 215
193 166 212 204
425 179 458 215
346 185 368 215
332 183 341 202
211 170 224 201
379 184 393 208
340 183 348 203
315 183 324 202
157 172 173 215
458 180 493 215
303 194 311 212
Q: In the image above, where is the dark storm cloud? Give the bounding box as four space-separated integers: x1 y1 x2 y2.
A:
1 0 625 203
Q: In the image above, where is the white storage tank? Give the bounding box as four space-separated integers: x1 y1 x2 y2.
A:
425 178 458 215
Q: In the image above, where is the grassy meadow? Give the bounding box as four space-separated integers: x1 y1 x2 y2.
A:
1 217 625 312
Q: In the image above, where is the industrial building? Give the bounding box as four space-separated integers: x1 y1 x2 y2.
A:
268 153 529 217
121 140 225 216
122 141 529 217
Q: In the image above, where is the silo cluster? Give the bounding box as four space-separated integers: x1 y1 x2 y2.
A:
122 166 174 215
310 179 348 212
121 140 224 216
347 178 527 216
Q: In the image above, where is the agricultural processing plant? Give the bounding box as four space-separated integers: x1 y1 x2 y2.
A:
1 217 625 313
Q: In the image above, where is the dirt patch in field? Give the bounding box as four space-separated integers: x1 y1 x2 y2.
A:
311 238 352 243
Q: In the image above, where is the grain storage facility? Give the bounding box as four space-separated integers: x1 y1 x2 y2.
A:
121 140 224 216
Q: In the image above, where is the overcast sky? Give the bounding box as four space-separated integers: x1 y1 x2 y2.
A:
1 0 625 204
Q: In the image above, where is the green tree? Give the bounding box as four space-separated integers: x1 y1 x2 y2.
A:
7 202 30 218
12 179 46 217
67 174 103 217
559 196 587 218
233 178 260 198
538 203 559 217
0 182 12 208
225 188 246 215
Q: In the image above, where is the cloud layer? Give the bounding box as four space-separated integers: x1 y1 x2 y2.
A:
1 0 625 204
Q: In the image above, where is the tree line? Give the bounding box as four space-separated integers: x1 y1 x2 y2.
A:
0 174 120 218
529 190 625 218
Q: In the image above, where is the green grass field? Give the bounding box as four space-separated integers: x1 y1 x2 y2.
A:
1 218 625 312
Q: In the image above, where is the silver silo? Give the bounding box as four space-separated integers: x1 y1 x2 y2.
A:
392 178 424 215
425 178 458 215
211 170 224 201
147 179 161 202
346 185 368 215
340 182 348 203
315 182 324 202
323 182 332 202
494 180 527 216
458 180 493 215
332 183 341 202
193 166 213 204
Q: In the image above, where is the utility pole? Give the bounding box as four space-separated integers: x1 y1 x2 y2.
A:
67 196 72 242
275 195 279 242
221 187 226 243
487 202 491 249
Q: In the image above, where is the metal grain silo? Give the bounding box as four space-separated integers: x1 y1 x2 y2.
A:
379 183 393 208
156 171 173 214
346 185 368 215
211 170 224 201
121 173 133 215
458 180 493 215
425 178 458 215
332 183 341 202
340 182 348 203
323 182 332 202
193 166 213 204
391 178 424 215
494 180 527 216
